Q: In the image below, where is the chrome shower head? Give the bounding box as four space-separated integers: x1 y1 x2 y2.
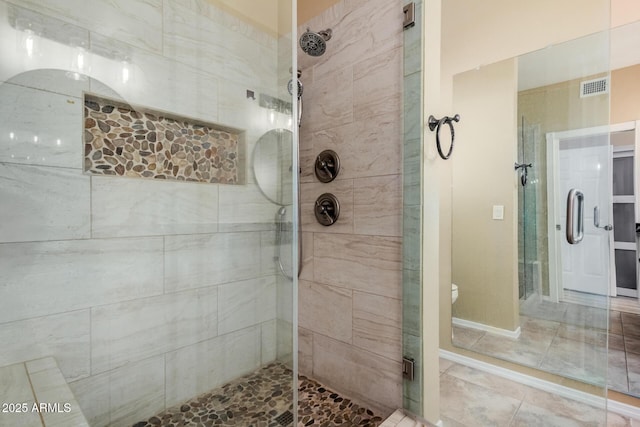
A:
299 28 332 57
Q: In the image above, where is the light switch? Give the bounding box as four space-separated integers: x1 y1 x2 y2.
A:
492 205 504 220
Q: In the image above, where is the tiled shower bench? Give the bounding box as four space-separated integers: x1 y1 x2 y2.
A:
0 357 88 427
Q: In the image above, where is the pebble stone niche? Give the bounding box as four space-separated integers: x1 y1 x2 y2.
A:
132 363 384 427
84 95 240 184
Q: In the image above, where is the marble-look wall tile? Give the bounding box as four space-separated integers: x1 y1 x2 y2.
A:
276 318 294 362
0 310 89 381
353 174 402 236
91 177 219 238
307 116 402 180
299 280 353 344
0 3 89 87
301 180 353 233
7 0 163 53
69 355 165 427
403 138 421 206
0 362 42 427
313 333 402 414
26 358 89 427
68 373 110 427
0 83 82 169
309 0 402 81
218 183 279 231
163 0 277 89
300 231 314 281
218 276 276 335
299 129 315 184
217 81 274 136
260 230 277 276
169 0 278 50
277 274 294 324
88 33 219 125
0 164 90 243
5 70 89 99
165 325 261 408
314 233 402 299
353 47 402 121
353 291 401 361
91 287 218 374
304 66 353 133
0 237 163 323
402 269 421 337
298 327 313 376
261 319 277 364
403 205 421 270
164 232 261 292
403 72 422 142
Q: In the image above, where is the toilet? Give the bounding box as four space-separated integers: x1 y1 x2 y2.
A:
451 283 458 304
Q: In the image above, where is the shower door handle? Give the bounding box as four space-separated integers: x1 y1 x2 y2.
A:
566 188 584 244
593 206 613 231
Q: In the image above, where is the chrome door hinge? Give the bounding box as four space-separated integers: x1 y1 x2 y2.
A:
402 357 415 381
403 3 415 30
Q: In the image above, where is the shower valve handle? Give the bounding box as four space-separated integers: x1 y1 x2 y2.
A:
317 157 334 179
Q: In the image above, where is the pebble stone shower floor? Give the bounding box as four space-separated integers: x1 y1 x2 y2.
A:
133 363 385 427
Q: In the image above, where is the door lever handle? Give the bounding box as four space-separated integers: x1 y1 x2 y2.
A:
593 206 613 231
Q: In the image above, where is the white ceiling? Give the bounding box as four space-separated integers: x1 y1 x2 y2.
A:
518 20 640 91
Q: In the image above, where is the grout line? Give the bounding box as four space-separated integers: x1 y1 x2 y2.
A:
162 235 166 295
537 321 560 370
23 362 45 427
507 399 525 427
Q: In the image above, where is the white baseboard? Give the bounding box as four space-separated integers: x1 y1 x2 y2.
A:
610 296 640 315
439 349 640 420
562 290 608 309
452 317 521 339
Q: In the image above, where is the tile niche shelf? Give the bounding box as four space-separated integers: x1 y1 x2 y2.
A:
84 94 244 185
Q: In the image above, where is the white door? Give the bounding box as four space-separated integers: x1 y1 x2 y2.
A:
555 135 612 296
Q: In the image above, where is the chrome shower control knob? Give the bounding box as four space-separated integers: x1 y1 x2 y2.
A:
315 150 340 183
314 193 340 226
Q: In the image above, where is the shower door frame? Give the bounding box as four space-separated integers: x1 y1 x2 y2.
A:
546 122 637 303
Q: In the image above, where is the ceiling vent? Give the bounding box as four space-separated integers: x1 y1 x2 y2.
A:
580 77 608 98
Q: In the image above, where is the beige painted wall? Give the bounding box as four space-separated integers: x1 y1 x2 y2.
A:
297 0 342 25
612 0 640 27
612 64 640 123
422 0 442 422
450 59 519 332
208 0 279 34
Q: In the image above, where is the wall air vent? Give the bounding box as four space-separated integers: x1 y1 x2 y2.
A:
580 77 609 98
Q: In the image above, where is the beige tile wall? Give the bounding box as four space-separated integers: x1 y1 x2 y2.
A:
297 0 404 415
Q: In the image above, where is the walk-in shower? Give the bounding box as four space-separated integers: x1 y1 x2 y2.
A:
0 1 298 425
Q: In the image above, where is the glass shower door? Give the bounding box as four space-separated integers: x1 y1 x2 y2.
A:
0 1 297 426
